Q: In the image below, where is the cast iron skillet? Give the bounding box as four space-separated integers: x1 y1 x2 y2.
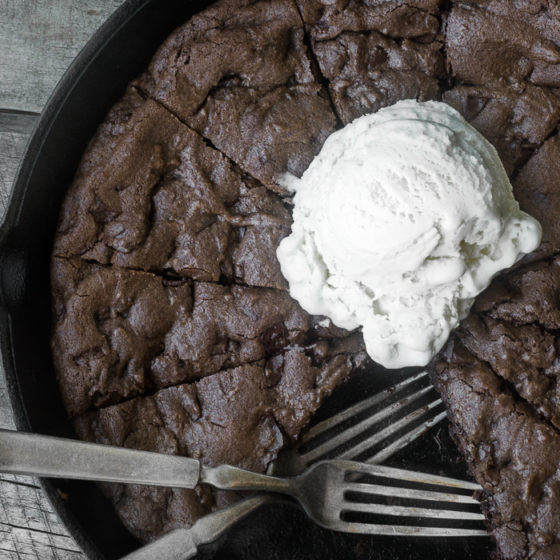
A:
0 1 495 558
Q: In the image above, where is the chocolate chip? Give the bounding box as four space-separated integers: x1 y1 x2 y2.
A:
162 276 187 287
260 322 289 353
89 195 119 224
264 353 284 387
463 96 489 122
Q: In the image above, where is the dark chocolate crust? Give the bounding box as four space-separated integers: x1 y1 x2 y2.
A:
51 0 560 556
443 85 560 177
51 257 330 416
133 0 338 193
446 1 560 88
52 88 291 289
297 0 443 124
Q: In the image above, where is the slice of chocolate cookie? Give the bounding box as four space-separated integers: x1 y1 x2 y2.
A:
73 346 362 541
53 88 290 289
51 257 192 417
297 0 443 123
443 85 560 176
451 258 560 430
52 258 338 416
446 2 560 88
135 0 338 194
312 32 442 124
432 338 560 560
456 313 560 430
136 0 316 116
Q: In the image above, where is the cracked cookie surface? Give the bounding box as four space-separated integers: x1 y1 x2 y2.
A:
134 0 338 193
53 88 291 289
52 257 364 417
297 0 443 123
432 340 560 560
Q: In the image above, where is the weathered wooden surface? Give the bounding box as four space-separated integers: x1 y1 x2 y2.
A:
0 474 83 560
0 0 125 113
0 2 127 557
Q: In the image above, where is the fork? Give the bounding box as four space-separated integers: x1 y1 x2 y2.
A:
121 371 475 560
270 370 446 475
0 430 486 538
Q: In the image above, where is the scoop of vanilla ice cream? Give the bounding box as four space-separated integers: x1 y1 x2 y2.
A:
277 100 541 369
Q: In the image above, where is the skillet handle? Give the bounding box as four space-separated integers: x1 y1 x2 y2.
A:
0 246 27 312
0 429 201 488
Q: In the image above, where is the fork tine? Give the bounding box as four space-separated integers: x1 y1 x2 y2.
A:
343 502 485 520
300 387 436 464
337 460 482 491
344 482 479 504
334 399 443 462
302 371 430 442
317 461 487 537
366 410 447 465
333 522 489 537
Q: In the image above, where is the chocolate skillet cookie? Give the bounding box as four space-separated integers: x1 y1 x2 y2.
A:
51 0 560 557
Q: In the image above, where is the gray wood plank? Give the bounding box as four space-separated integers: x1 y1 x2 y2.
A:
0 111 36 434
0 115 87 558
0 0 126 113
0 475 83 560
0 377 86 559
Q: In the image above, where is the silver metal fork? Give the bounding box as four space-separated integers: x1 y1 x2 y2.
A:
271 370 446 475
203 459 486 532
0 429 486 541
122 372 484 560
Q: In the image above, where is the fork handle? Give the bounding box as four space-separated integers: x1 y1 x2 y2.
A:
120 528 197 560
121 496 272 560
0 429 200 488
0 429 295 495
